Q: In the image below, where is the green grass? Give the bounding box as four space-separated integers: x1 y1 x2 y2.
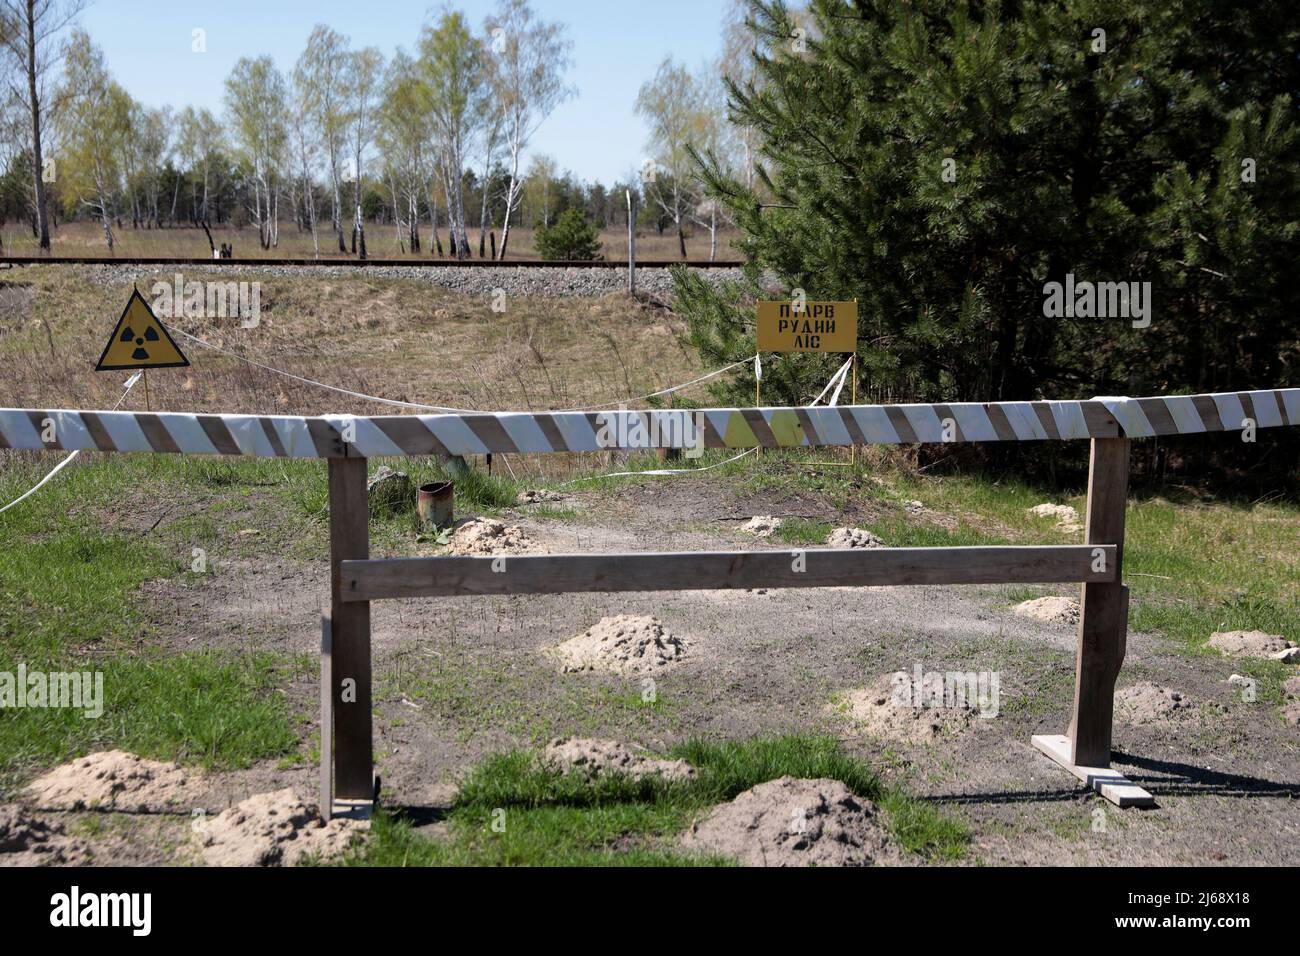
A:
347 734 968 866
0 453 302 792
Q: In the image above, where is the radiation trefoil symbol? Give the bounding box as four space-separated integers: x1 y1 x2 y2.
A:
95 288 190 371
123 323 160 361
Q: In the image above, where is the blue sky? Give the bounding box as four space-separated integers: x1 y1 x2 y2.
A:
79 0 732 184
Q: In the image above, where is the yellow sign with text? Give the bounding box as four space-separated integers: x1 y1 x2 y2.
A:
756 300 857 353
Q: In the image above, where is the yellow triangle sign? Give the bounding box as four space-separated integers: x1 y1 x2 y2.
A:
96 289 190 371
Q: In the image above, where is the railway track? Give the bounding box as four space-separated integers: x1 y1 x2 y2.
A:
0 255 743 268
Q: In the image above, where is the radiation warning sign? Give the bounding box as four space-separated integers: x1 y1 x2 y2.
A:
757 300 857 353
95 289 190 371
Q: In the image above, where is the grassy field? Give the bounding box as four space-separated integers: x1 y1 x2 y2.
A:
1 266 1296 865
349 736 967 866
0 220 743 262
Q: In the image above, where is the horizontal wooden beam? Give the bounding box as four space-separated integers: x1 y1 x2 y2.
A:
339 545 1117 602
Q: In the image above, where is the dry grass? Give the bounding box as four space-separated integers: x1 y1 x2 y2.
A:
1 221 743 262
0 266 704 418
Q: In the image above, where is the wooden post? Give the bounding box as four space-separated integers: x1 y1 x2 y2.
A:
319 614 333 820
1068 437 1130 767
658 392 682 463
328 456 373 802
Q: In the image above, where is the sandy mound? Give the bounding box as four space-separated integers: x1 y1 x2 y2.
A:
1283 676 1300 700
1209 630 1298 661
550 614 689 675
544 738 695 781
1027 503 1084 533
446 517 534 556
827 527 883 549
1028 503 1078 521
682 777 890 867
831 674 980 745
0 805 90 866
24 750 204 813
740 515 782 537
195 789 362 867
1115 682 1196 725
1013 596 1080 626
515 489 566 505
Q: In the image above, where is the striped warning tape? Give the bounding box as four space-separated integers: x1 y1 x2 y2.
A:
0 389 1295 458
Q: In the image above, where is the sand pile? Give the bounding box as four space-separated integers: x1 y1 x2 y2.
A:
1209 630 1299 662
550 615 689 675
1013 596 1080 626
446 517 534 556
1028 503 1084 533
544 738 695 781
827 527 883 549
515 489 566 505
0 805 90 866
1282 676 1300 726
682 777 891 867
24 750 205 813
831 674 980 745
194 789 362 867
740 515 783 537
1115 682 1197 725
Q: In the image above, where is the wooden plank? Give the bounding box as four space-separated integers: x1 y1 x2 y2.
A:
1032 734 1155 808
319 614 332 821
339 545 1117 602
1067 437 1130 767
328 457 373 802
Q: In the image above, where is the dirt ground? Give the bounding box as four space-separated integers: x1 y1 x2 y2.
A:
98 467 1300 866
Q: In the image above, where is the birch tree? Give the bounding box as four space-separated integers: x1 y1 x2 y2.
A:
174 105 219 222
132 103 169 228
346 45 382 258
418 11 484 259
635 57 706 259
482 0 571 260
288 68 320 256
296 25 351 253
55 28 126 249
224 55 289 249
376 49 433 253
1 0 84 250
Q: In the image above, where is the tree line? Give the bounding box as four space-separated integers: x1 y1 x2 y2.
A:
1 0 753 259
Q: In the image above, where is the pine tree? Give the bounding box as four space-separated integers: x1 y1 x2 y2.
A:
680 0 1300 406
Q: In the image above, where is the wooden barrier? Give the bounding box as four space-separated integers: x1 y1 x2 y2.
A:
320 450 1142 810
9 389 1296 812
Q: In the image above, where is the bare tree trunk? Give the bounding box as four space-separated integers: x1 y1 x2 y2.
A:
330 159 346 252
626 189 636 294
423 178 439 258
498 144 522 261
25 1 51 251
351 167 361 254
389 178 404 253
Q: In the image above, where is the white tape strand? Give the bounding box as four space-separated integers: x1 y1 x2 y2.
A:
0 374 142 516
168 322 752 416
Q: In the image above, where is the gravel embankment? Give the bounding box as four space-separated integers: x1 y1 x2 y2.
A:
51 263 742 299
